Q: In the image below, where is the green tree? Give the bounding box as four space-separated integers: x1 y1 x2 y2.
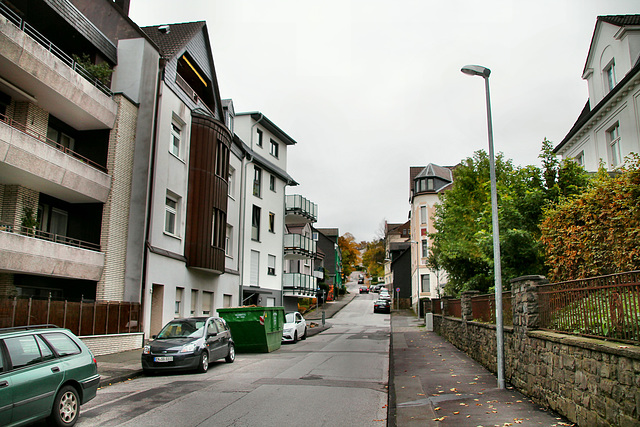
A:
338 233 361 277
540 155 640 281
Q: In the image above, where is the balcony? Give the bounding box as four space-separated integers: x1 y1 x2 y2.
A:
284 233 316 259
0 118 111 203
0 9 117 130
0 224 104 281
285 195 317 224
283 273 318 298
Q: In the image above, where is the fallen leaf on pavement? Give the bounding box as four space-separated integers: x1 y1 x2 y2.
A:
453 411 460 415
432 416 447 421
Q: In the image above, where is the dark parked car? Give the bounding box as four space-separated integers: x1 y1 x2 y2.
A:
359 286 369 294
0 325 100 427
142 317 235 375
373 299 391 313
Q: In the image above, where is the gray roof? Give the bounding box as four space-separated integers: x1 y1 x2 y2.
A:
141 21 205 59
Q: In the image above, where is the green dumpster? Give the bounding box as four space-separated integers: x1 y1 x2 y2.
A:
218 306 284 353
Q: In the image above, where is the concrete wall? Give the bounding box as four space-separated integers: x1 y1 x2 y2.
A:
80 332 143 356
432 276 640 426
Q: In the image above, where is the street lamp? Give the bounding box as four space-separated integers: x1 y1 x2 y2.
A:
461 64 505 390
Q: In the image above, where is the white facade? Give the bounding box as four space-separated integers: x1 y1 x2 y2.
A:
234 113 297 307
409 165 452 314
555 16 640 171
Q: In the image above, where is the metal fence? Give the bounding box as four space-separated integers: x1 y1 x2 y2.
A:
538 271 640 344
0 222 101 252
471 292 513 326
0 297 141 336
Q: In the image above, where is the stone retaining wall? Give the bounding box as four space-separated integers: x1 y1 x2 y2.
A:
432 276 640 426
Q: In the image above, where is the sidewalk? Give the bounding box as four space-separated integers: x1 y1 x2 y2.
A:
389 309 575 426
96 292 357 388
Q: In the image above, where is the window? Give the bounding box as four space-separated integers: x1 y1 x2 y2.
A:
421 274 430 293
228 167 235 197
421 239 428 258
46 126 75 151
42 333 80 357
252 205 261 241
175 288 184 318
250 250 260 285
211 209 225 248
420 206 427 225
270 139 279 158
223 294 232 308
225 224 233 256
170 121 182 157
268 254 276 275
427 178 434 191
269 212 275 233
574 151 584 167
165 194 178 235
190 290 198 315
202 291 213 315
607 123 622 166
5 336 42 369
215 139 229 177
253 166 262 197
256 128 263 147
605 61 616 93
270 174 276 192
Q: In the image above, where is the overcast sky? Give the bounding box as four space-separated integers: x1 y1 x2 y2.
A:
129 0 639 242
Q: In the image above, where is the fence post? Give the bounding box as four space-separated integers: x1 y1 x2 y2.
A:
461 290 479 322
510 275 547 336
441 296 452 316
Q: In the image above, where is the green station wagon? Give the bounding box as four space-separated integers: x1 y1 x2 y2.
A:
0 325 100 427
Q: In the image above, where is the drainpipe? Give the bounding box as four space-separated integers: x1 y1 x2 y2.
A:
140 59 165 331
238 113 265 305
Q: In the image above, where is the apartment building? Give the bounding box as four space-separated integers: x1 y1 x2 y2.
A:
408 164 453 314
554 15 640 171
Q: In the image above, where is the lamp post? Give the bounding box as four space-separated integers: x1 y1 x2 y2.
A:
461 64 505 390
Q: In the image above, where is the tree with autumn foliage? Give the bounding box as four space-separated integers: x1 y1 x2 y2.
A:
362 239 385 279
540 155 640 282
429 139 590 295
338 233 361 278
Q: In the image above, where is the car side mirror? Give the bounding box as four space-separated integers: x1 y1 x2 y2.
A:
151 335 157 339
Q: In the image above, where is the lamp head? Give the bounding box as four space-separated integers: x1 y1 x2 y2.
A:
461 65 491 78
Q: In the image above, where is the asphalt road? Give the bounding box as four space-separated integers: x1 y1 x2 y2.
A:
77 283 390 426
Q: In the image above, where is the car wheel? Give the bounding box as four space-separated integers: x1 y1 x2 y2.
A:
48 385 79 427
301 327 307 340
225 343 235 363
197 351 209 373
293 331 298 343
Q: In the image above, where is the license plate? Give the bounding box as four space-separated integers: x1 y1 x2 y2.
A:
154 356 173 362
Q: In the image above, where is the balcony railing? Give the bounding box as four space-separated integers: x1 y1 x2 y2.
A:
1 113 107 172
0 2 113 97
284 233 316 257
285 195 317 222
283 273 318 297
0 222 101 252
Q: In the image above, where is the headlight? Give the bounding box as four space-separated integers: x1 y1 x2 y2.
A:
143 345 150 354
180 343 197 353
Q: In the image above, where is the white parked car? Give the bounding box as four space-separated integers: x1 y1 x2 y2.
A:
282 312 307 343
379 291 391 301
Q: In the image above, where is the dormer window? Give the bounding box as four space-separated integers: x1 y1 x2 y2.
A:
604 61 616 93
415 177 435 193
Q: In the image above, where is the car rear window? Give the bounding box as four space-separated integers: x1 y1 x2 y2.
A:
42 332 81 357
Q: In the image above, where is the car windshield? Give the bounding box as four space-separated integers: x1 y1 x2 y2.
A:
285 313 296 323
156 320 206 339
